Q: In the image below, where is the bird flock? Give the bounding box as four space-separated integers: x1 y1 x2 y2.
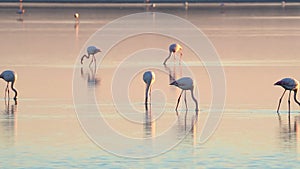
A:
2 44 298 117
77 43 300 118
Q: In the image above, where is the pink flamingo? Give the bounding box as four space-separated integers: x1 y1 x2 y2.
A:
163 43 183 65
170 77 198 113
0 70 18 101
274 77 300 115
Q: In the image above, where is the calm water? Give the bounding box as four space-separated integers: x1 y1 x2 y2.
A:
1 3 300 168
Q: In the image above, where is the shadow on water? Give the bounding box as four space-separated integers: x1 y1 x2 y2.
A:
0 99 18 146
164 60 182 85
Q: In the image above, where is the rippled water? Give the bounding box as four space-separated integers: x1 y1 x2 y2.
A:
0 3 300 168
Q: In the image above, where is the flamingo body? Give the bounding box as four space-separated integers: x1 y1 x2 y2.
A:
143 71 155 104
87 46 101 56
274 78 298 91
0 70 18 100
170 77 198 112
274 77 300 115
17 9 25 14
163 43 183 65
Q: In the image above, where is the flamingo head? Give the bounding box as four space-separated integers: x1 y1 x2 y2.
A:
170 81 178 87
274 81 282 86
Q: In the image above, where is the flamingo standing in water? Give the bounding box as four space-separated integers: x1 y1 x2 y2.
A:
163 43 183 65
0 70 18 101
170 77 198 113
143 71 155 105
80 46 101 66
274 77 300 115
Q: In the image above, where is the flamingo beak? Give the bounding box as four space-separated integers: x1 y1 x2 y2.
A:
274 81 281 86
170 81 178 86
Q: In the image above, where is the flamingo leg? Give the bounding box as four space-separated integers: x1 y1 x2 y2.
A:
288 90 291 117
175 90 184 111
149 86 152 105
173 52 176 62
5 82 9 99
184 90 187 110
277 89 286 114
89 55 94 67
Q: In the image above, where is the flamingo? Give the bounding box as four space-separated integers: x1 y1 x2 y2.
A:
170 77 198 113
80 46 101 66
143 71 155 105
163 43 183 65
74 12 79 23
0 70 18 101
274 77 300 115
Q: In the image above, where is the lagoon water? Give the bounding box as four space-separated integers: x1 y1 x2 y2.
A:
1 2 300 168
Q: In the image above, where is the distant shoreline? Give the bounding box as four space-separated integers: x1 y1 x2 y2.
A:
1 2 300 8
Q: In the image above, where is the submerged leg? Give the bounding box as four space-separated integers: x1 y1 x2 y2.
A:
5 82 9 99
89 55 94 67
277 90 286 114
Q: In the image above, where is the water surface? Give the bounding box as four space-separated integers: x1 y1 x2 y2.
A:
0 3 300 168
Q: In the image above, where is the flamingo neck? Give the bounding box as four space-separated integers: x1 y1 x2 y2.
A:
11 81 18 100
190 88 199 111
294 89 300 106
145 83 150 103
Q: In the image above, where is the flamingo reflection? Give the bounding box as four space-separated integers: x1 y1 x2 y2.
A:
1 99 18 146
80 65 100 88
164 64 183 85
277 114 299 151
177 109 198 145
144 103 156 138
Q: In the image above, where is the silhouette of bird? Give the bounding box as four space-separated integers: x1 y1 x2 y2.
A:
143 71 155 105
163 43 183 65
170 77 198 112
274 77 300 115
80 46 101 67
0 70 18 101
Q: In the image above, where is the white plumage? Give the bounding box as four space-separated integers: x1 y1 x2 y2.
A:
170 77 198 112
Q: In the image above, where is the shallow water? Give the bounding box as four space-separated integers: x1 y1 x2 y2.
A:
0 3 300 168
